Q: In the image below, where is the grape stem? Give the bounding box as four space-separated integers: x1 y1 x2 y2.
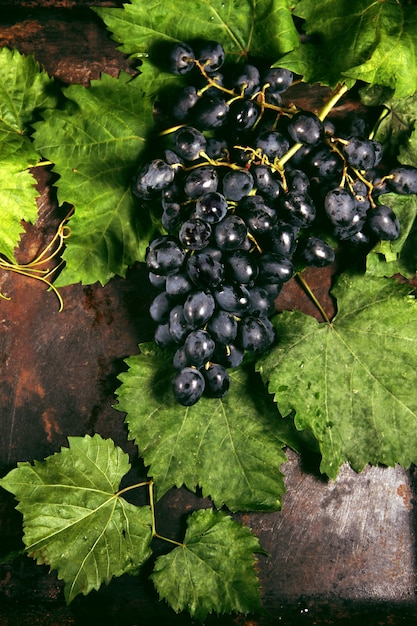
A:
0 207 73 311
295 272 332 324
115 479 184 548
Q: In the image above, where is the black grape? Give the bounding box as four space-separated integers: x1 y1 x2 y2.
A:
183 329 215 367
169 42 195 75
202 363 230 398
366 205 400 241
196 40 225 72
222 170 254 201
387 166 417 195
132 159 175 200
173 367 205 406
287 111 324 145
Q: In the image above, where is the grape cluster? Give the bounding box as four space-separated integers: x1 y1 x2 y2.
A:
133 40 417 406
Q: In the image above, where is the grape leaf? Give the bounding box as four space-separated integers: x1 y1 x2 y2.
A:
0 47 57 261
256 273 417 479
362 91 417 162
33 72 157 286
93 0 299 62
0 434 153 603
115 343 287 512
366 193 417 279
280 0 417 97
151 508 264 621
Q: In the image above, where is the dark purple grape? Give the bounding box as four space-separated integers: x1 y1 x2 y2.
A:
162 202 183 230
173 126 207 161
343 137 377 170
179 218 212 250
173 346 188 370
195 191 228 223
184 165 218 199
183 290 216 327
192 95 229 129
148 272 166 290
173 367 205 406
247 286 275 317
231 64 260 95
186 252 224 287
149 291 173 323
333 211 366 240
165 272 193 297
222 169 254 201
351 179 370 212
205 137 228 160
214 215 248 251
196 40 225 72
251 165 275 191
146 237 185 275
132 159 175 200
286 169 310 194
225 249 259 284
161 180 182 203
254 130 290 160
287 111 324 145
262 67 293 93
299 236 335 267
386 165 417 195
324 119 336 137
203 363 230 398
324 187 357 227
169 42 195 75
212 343 244 368
171 85 200 121
154 323 176 348
243 205 277 237
184 329 215 367
307 145 343 181
213 283 251 313
270 222 299 257
251 166 282 202
169 304 194 343
261 282 283 298
366 205 400 241
279 192 316 228
258 252 293 284
207 310 238 344
228 99 260 131
238 316 275 354
344 230 370 246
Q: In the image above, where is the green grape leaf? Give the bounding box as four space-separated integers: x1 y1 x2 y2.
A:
93 0 299 62
151 508 264 621
366 193 417 279
33 72 157 287
364 92 417 162
0 47 57 261
280 0 417 97
115 343 287 512
0 434 153 603
256 274 417 479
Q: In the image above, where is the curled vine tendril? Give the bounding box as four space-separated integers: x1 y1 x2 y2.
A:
0 207 74 312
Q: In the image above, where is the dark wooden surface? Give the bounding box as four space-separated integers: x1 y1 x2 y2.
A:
1 4 417 624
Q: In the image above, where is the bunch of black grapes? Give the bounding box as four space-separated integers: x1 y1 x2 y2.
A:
132 39 417 406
